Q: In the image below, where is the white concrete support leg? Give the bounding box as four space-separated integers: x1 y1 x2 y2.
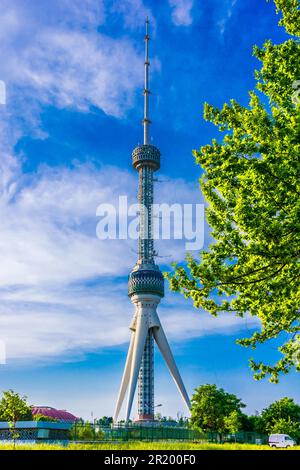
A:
114 292 190 421
125 311 149 421
113 331 135 423
153 324 191 411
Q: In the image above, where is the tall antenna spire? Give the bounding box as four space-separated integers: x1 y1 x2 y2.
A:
143 17 150 145
113 19 191 425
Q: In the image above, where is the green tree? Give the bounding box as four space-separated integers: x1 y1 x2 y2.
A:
33 414 58 422
270 417 299 440
241 414 264 433
97 416 113 427
260 397 300 440
224 410 241 434
0 390 32 446
70 422 104 441
155 414 177 424
190 384 245 438
167 0 300 382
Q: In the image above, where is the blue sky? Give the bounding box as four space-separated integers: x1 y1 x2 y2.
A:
0 0 297 420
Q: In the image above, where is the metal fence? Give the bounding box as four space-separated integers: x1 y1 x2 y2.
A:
0 421 268 445
70 422 267 444
205 431 268 445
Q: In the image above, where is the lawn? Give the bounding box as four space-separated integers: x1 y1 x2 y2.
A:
0 442 299 450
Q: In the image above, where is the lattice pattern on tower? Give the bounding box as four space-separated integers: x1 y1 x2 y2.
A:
138 330 154 417
138 165 154 263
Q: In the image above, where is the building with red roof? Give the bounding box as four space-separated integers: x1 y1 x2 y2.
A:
32 406 78 423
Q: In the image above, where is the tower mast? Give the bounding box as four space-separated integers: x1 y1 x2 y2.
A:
143 17 150 145
113 19 191 425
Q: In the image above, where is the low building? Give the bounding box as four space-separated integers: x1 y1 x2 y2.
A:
0 420 73 443
0 406 78 443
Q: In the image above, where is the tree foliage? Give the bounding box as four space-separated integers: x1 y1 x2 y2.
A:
190 384 245 435
70 421 104 441
33 413 58 422
0 390 32 423
241 414 264 433
96 416 113 426
223 410 242 434
260 397 300 439
167 0 300 382
0 390 32 444
270 417 299 439
271 0 300 36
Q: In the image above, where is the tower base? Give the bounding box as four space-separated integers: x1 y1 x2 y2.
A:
135 414 155 423
133 418 162 427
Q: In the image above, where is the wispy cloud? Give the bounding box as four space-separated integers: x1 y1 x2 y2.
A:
217 0 238 36
0 2 143 118
0 283 258 363
168 0 194 26
0 0 256 366
0 156 255 364
111 0 153 29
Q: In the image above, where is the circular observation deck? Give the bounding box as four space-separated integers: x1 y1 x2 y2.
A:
128 269 164 297
132 144 161 171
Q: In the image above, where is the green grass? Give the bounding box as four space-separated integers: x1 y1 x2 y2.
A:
0 441 300 450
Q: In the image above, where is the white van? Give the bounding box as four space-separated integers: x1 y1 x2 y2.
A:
268 434 297 448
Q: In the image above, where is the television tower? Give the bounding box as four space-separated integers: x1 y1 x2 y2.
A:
113 19 191 423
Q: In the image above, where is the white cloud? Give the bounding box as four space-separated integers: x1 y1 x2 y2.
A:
0 283 257 364
111 0 153 29
0 159 255 364
20 30 143 116
0 162 133 362
0 0 144 126
2 31 142 118
161 303 259 342
0 0 255 366
57 0 106 29
0 285 131 362
169 0 194 26
0 164 136 287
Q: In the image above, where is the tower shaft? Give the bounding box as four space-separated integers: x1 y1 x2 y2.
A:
113 18 191 425
138 165 154 264
137 18 154 420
